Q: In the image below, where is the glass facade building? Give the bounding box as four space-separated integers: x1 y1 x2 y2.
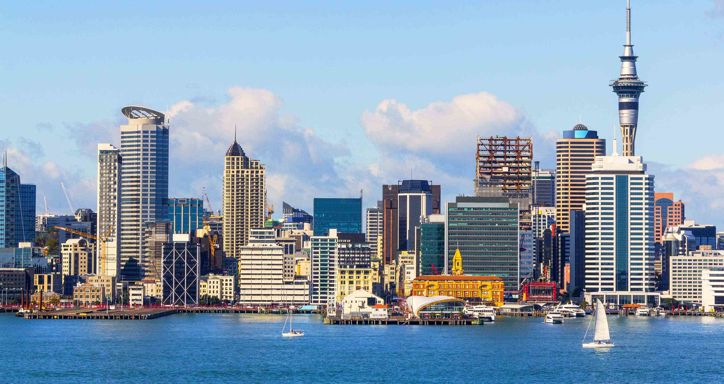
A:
313 198 362 236
168 198 204 235
419 216 445 276
397 180 434 252
0 163 36 248
446 196 519 295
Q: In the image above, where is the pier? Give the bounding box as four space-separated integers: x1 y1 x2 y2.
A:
17 308 177 320
325 316 483 326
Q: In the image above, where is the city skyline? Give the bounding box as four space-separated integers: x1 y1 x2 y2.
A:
2 1 724 227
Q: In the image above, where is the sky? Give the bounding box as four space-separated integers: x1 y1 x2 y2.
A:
1 0 724 226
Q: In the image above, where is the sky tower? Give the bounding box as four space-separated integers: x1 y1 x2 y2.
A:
611 0 647 156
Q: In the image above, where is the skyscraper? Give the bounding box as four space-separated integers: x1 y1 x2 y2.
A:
446 196 519 295
310 229 339 305
654 192 685 244
419 214 445 276
222 135 266 259
555 124 605 232
397 180 435 252
312 197 362 236
531 162 555 207
119 106 169 282
168 198 204 235
611 0 647 156
584 153 656 305
97 143 121 278
365 201 383 258
0 156 36 248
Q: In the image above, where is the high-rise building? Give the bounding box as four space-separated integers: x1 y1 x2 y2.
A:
419 214 445 276
162 234 200 307
555 124 605 233
654 192 685 244
475 136 533 203
568 210 586 295
310 229 339 305
222 135 266 259
97 144 121 278
142 220 171 297
532 162 555 207
167 198 204 235
119 106 169 281
611 0 647 157
382 184 400 266
397 180 435 252
446 196 519 295
365 201 383 258
61 238 95 277
312 198 362 236
0 157 36 247
584 153 657 305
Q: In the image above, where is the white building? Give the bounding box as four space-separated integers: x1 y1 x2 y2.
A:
119 106 169 282
702 267 724 312
340 290 386 319
238 229 308 305
310 229 338 305
584 152 657 305
222 136 265 260
365 204 383 258
97 143 121 278
670 251 724 304
200 274 235 302
61 238 95 276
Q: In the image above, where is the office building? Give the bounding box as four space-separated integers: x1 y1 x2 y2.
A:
365 201 383 259
531 163 555 207
584 153 657 305
237 229 308 305
660 221 718 290
555 124 605 232
568 210 586 295
97 144 121 278
397 180 435 252
119 106 169 281
669 251 724 304
654 193 685 244
611 0 647 156
0 157 36 248
313 197 362 236
0 268 32 302
222 134 266 260
475 136 533 203
61 238 95 277
446 196 519 295
199 274 235 302
282 202 312 226
310 230 339 305
419 214 445 276
161 234 200 307
519 230 534 280
702 267 724 312
168 198 204 235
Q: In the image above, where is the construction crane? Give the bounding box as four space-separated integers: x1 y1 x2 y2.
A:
54 225 110 276
60 182 75 214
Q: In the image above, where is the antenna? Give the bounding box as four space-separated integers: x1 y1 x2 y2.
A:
612 126 620 156
626 0 632 46
234 124 237 142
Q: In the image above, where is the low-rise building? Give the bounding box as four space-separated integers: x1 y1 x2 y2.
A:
34 272 63 294
406 296 465 318
0 268 33 302
199 274 235 302
73 283 104 307
702 267 724 312
128 284 145 307
410 275 505 307
340 290 386 319
670 251 724 304
87 275 116 302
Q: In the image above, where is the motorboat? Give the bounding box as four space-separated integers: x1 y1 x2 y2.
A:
558 303 586 317
635 307 651 317
545 312 564 324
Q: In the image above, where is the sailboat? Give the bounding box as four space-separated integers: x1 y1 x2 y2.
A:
582 299 614 348
282 306 304 337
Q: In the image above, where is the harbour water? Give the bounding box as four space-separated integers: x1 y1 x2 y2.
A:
1 313 723 383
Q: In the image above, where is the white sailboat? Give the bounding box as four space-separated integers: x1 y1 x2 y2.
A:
582 299 614 348
282 307 304 337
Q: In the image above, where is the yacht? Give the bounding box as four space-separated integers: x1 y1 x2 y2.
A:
582 299 614 349
464 304 496 322
635 307 651 317
282 307 304 337
557 303 586 318
544 312 564 324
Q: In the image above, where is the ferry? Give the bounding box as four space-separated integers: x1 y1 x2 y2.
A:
557 303 586 318
635 307 651 317
463 305 496 322
544 312 564 324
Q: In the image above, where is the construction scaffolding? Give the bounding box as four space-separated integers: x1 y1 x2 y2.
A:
475 136 533 200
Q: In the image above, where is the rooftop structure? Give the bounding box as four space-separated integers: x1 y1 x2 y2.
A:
475 136 533 201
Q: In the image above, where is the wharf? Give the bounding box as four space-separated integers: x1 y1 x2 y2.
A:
17 308 177 320
325 316 482 325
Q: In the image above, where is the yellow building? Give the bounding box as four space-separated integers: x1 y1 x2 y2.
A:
335 266 373 302
73 283 105 307
410 275 505 307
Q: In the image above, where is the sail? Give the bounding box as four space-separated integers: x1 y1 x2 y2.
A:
593 299 610 342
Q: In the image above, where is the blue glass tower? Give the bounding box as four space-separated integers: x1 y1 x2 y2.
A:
0 158 36 248
313 198 362 236
168 198 204 235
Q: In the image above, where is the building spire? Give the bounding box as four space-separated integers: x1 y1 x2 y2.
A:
626 0 631 46
234 124 237 143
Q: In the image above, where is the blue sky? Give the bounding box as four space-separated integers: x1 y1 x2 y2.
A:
1 1 724 225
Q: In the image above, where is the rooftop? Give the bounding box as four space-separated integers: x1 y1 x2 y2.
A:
414 275 503 282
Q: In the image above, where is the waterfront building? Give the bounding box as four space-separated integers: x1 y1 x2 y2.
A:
238 229 309 305
410 275 504 307
119 106 169 282
474 136 533 204
199 274 235 302
339 290 386 319
419 214 445 276
97 143 121 278
660 221 718 290
702 267 724 312
34 272 62 294
531 163 555 207
0 157 36 248
654 193 685 244
611 0 647 157
61 238 95 276
584 152 657 305
669 250 724 304
0 267 32 302
161 234 200 307
555 123 605 232
406 295 466 319
222 135 266 260
520 282 557 303
310 229 338 305
446 196 519 295
365 201 383 259
73 282 105 307
168 198 204 235
313 198 362 236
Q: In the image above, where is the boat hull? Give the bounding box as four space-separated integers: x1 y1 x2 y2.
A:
282 332 304 337
582 342 614 349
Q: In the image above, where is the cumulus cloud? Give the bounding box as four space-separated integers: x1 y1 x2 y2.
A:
361 92 556 202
